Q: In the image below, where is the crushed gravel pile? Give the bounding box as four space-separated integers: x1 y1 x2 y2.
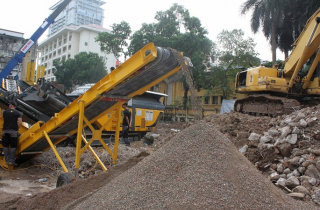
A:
70 121 316 209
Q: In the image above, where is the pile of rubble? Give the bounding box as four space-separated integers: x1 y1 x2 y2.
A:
207 105 320 205
32 144 141 177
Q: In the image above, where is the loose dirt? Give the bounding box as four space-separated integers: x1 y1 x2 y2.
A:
1 115 320 209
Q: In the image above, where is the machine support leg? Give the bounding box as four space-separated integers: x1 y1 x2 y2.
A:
113 105 122 164
81 135 107 171
75 100 85 177
43 131 68 173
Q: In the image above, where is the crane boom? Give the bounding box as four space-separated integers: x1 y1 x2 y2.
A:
0 0 71 80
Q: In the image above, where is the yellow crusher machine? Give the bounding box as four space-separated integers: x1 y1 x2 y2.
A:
235 8 320 116
0 43 190 186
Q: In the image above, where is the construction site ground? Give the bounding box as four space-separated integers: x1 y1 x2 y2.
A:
1 106 320 209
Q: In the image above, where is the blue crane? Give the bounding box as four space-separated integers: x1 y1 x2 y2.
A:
0 0 72 81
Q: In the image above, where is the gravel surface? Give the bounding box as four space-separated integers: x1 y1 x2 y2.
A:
70 121 317 209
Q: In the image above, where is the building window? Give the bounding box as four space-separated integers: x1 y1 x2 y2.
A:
68 54 71 59
212 96 218 104
68 45 71 50
85 42 88 46
64 38 67 44
59 41 61 46
69 35 72 41
204 96 209 104
48 70 51 74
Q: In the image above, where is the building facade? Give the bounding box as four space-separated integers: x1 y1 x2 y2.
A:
38 24 116 81
0 29 37 80
0 29 24 77
48 0 105 36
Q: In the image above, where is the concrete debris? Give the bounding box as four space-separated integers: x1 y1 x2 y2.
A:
288 192 305 200
207 104 320 205
260 136 271 144
270 172 280 181
309 177 317 186
285 176 300 189
313 190 320 205
292 127 300 134
299 119 308 128
293 186 310 195
268 129 280 137
280 126 292 139
305 164 320 179
276 177 286 186
239 145 248 153
277 164 284 174
277 143 292 157
248 133 260 141
286 134 298 145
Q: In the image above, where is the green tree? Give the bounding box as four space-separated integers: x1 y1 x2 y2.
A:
129 4 214 109
207 29 260 98
53 52 106 90
95 21 132 60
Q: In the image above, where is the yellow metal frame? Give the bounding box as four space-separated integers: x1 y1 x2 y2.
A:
43 131 68 173
0 43 184 174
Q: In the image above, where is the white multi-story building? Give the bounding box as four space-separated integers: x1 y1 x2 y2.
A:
48 0 105 36
38 24 116 81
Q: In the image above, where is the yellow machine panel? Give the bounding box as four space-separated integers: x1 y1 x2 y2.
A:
234 9 320 116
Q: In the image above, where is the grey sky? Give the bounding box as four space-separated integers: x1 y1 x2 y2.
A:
0 0 283 61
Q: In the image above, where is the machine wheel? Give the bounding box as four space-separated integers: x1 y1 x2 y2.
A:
56 173 71 188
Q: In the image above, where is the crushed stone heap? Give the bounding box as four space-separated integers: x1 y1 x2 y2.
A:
71 121 315 210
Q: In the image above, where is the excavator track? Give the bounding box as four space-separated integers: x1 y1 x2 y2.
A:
234 95 301 117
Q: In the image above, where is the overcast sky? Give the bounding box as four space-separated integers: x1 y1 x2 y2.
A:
0 0 284 61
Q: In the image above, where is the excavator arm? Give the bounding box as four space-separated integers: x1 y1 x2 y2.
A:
284 8 320 89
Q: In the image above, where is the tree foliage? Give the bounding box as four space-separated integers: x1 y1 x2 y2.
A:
207 29 260 98
53 52 106 90
129 4 214 108
95 21 131 60
241 0 320 61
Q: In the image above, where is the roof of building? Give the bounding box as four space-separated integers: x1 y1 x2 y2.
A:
38 24 111 47
50 0 106 10
0 28 24 39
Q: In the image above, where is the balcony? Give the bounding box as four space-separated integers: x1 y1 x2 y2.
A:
0 50 16 57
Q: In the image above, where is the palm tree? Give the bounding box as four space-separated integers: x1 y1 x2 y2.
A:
242 0 320 62
278 0 320 59
241 0 286 64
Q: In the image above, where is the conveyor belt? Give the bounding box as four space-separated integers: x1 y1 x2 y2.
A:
17 44 182 158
